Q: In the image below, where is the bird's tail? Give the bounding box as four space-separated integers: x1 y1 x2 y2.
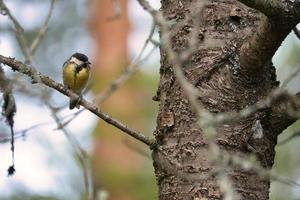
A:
69 97 80 110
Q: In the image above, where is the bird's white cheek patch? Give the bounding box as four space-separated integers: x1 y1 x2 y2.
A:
70 57 84 65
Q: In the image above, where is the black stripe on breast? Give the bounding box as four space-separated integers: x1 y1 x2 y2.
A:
75 65 83 74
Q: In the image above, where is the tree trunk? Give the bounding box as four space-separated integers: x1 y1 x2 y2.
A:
152 0 297 199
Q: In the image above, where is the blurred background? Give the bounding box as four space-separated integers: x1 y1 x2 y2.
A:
0 0 299 200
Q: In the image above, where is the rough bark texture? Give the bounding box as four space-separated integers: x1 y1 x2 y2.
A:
152 0 296 199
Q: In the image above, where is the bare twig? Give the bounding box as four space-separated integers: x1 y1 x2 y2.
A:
30 0 55 55
0 54 155 146
45 100 93 200
281 65 300 88
211 143 300 188
0 0 32 63
94 22 157 103
199 89 292 127
1 0 55 63
0 121 54 143
293 27 300 40
136 0 208 116
123 139 151 159
136 0 157 15
227 149 300 188
46 101 93 200
0 0 23 31
236 0 283 17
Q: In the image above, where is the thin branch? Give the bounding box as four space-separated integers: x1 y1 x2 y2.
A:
236 0 300 76
236 0 283 17
1 0 55 63
136 0 209 117
0 0 32 63
0 0 23 31
30 0 55 55
281 65 300 88
94 22 157 103
0 54 155 146
46 101 93 200
47 103 87 160
237 0 300 21
0 121 54 143
200 88 300 129
123 139 151 159
293 27 300 40
136 0 157 15
213 144 300 188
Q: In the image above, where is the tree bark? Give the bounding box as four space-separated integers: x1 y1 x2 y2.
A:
152 0 299 199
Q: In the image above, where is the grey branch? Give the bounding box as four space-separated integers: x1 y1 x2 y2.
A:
1 0 56 63
237 0 300 19
293 27 300 40
30 0 55 55
46 101 93 200
0 0 32 63
237 0 300 76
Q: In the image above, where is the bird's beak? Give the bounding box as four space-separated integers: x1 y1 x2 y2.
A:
86 61 91 64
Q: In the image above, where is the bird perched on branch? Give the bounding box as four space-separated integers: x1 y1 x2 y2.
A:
63 52 91 109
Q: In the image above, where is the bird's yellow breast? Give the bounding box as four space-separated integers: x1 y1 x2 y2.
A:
63 63 90 93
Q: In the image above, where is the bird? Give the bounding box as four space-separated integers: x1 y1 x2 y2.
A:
63 52 91 109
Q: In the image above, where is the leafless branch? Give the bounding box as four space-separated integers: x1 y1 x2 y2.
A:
1 0 55 63
200 89 299 128
237 0 300 20
236 0 300 76
94 22 157 103
0 0 23 31
0 121 54 143
225 148 300 187
123 139 151 159
236 0 284 17
46 101 93 200
30 0 55 55
137 0 206 113
210 143 300 189
0 0 32 63
281 65 300 88
0 54 155 146
293 27 300 40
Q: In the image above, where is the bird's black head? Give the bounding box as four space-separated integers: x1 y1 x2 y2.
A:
72 52 89 62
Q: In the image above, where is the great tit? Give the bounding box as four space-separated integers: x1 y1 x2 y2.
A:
63 52 91 109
